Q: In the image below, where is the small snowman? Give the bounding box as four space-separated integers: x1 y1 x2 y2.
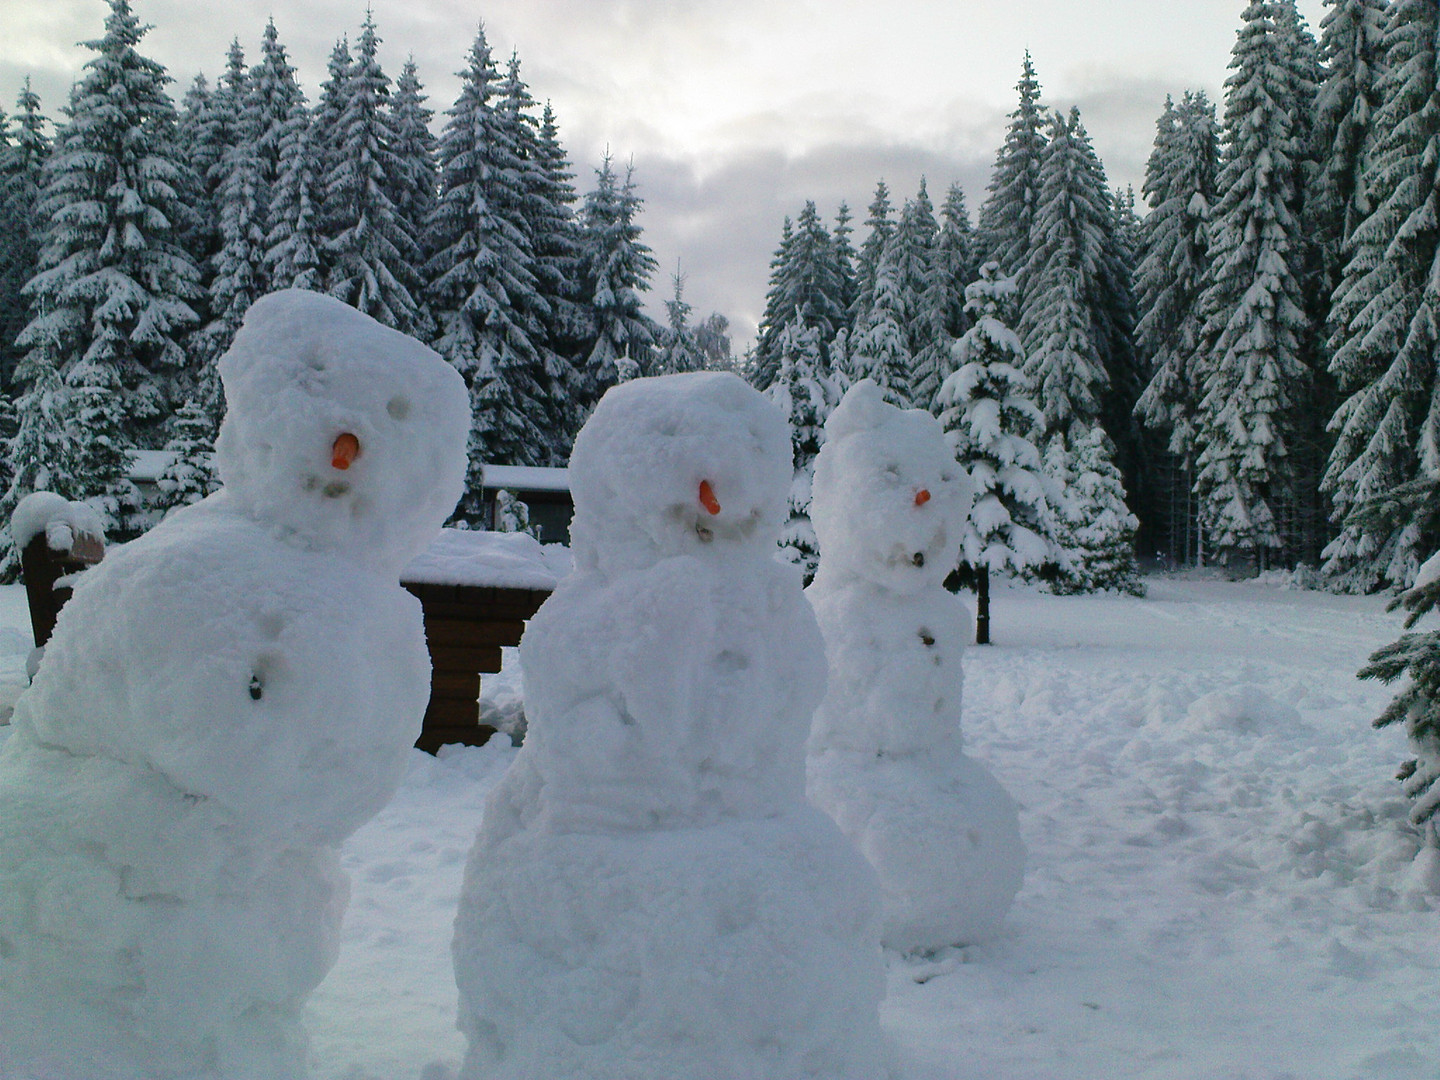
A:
805 378 1025 952
0 290 469 1079
452 372 891 1080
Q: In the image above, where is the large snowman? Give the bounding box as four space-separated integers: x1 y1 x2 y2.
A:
0 290 469 1079
806 379 1025 952
452 372 891 1080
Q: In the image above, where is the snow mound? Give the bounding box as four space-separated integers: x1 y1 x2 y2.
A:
812 753 1025 949
402 527 568 590
453 372 890 1079
1178 684 1308 736
806 379 1024 950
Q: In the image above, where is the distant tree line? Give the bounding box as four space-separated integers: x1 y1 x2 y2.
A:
0 0 732 572
749 0 1440 599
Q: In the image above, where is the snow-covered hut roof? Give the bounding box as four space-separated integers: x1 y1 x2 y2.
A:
480 464 571 493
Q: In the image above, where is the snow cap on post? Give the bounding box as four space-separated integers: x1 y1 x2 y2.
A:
215 289 470 576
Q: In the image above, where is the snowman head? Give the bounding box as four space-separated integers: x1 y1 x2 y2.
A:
568 372 791 577
215 290 470 576
810 379 972 595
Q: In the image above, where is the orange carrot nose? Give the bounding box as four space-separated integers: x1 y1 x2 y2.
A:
915 488 931 506
699 480 721 516
331 432 361 470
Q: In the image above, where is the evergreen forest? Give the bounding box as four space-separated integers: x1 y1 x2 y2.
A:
1 0 1437 601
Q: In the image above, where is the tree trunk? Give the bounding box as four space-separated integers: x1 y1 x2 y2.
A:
975 564 991 645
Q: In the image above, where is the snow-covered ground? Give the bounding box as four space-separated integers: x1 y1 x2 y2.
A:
0 573 1432 1079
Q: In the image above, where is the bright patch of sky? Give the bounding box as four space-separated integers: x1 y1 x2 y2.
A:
1 0 1327 347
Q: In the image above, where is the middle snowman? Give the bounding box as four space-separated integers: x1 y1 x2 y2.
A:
806 379 1025 953
452 372 891 1080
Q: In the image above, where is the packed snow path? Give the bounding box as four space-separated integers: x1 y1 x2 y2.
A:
0 574 1432 1078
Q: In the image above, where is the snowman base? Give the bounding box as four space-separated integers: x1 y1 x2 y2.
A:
455 804 889 1080
808 749 1024 951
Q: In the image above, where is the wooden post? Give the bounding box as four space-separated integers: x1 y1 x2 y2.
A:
20 530 104 650
398 580 551 754
975 564 991 646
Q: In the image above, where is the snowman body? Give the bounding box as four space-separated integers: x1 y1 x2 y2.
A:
453 372 890 1080
806 379 1025 951
0 290 468 1079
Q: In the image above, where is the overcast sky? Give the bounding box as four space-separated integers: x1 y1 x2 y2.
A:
5 0 1326 349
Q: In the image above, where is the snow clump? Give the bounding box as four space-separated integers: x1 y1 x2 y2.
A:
9 490 106 557
452 371 892 1080
0 289 469 1079
806 378 1026 951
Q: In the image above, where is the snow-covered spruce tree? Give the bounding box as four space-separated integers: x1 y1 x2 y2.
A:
0 391 15 501
891 186 943 407
319 13 425 333
1021 108 1141 462
174 74 219 272
1018 109 1141 591
308 36 352 284
765 316 843 583
936 262 1053 640
175 40 247 309
529 100 588 444
930 183 978 340
62 357 141 536
1135 90 1220 565
654 272 705 376
1112 186 1141 269
851 180 896 327
831 200 859 317
753 200 849 389
850 236 915 408
152 396 217 516
388 55 438 341
16 0 202 455
1311 0 1389 291
751 215 793 387
1019 110 1114 447
425 23 552 514
1278 0 1331 569
264 97 323 293
1304 0 1387 578
829 326 860 386
1050 427 1144 595
195 39 264 373
248 20 304 200
978 51 1047 287
0 348 79 579
577 153 660 412
389 54 438 252
1322 0 1440 592
0 80 49 392
1359 553 1440 848
1191 0 1318 570
695 311 733 372
500 55 586 460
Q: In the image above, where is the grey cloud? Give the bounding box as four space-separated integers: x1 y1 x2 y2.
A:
1054 73 1194 195
631 137 996 350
